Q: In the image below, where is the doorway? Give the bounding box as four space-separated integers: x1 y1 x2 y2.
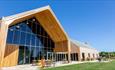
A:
18 46 30 65
47 52 53 60
71 53 78 61
82 53 85 61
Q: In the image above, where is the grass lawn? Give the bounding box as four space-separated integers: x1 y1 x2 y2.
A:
45 60 115 70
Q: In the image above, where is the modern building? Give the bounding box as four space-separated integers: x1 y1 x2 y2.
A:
71 40 99 61
0 6 99 67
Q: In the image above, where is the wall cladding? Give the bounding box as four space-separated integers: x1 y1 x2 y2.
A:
2 44 19 67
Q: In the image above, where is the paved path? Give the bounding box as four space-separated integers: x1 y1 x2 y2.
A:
1 60 100 70
1 65 39 70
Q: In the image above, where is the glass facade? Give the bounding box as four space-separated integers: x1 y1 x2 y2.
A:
6 17 55 64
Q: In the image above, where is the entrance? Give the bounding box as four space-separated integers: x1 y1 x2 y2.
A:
82 53 85 61
18 46 30 65
71 53 78 61
47 52 53 60
18 46 54 65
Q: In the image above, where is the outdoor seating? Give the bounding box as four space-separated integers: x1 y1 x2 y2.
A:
32 60 37 66
45 60 52 67
62 59 68 64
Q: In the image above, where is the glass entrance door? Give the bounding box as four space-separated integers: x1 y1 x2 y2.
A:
18 46 30 65
47 52 53 60
24 46 30 64
18 46 24 65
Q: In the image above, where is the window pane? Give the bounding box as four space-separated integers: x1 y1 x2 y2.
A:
20 22 27 32
36 24 40 35
20 32 26 45
31 34 36 46
7 29 14 44
25 33 31 45
26 23 32 33
35 36 40 46
13 30 20 44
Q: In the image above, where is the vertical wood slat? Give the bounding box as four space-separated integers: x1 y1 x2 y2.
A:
2 44 19 67
54 40 68 52
0 22 8 67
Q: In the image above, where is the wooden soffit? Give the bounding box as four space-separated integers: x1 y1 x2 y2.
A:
35 10 68 42
6 6 68 42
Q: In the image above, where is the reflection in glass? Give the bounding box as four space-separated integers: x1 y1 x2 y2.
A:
7 17 54 65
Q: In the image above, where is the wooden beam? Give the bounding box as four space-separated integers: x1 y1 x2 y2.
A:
68 40 71 63
0 22 8 67
54 40 68 52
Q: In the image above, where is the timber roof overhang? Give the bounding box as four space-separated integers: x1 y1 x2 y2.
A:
2 6 69 42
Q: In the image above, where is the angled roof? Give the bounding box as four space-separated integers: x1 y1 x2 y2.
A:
2 5 69 42
4 6 51 21
71 39 96 50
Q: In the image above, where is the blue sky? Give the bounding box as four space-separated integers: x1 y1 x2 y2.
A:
0 0 115 52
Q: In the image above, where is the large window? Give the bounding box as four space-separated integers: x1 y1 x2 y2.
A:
6 17 55 64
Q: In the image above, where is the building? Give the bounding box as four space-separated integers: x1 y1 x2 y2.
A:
0 6 99 67
71 40 99 61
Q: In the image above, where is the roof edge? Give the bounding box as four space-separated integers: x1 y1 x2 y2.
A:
48 6 69 40
70 39 97 50
2 5 69 41
4 5 51 21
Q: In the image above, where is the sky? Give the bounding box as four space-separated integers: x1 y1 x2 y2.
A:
0 0 115 52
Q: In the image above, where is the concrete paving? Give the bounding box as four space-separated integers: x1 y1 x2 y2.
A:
1 64 39 70
1 60 99 70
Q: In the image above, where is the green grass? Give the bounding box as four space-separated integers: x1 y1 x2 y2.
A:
45 60 115 70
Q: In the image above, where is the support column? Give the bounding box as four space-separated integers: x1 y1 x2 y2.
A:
78 53 81 61
0 18 12 67
67 40 71 63
0 19 9 67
